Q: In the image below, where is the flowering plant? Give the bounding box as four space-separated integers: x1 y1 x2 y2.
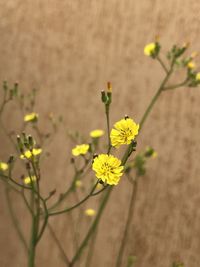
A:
1 40 198 267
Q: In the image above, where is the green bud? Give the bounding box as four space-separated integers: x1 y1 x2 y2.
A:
8 155 15 164
28 135 34 147
101 90 107 103
144 146 154 157
17 135 23 150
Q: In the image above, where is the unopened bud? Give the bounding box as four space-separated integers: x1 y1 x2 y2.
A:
107 82 112 92
8 155 14 164
28 135 34 147
101 90 107 103
17 135 23 150
124 115 129 120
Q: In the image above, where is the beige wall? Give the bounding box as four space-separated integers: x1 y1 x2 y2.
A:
1 0 200 266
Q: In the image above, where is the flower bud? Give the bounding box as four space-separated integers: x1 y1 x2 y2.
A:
101 90 107 103
28 135 34 147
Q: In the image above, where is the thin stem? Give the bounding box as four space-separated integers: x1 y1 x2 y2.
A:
0 173 21 193
21 188 34 215
31 161 41 242
139 67 172 130
49 157 92 211
28 215 37 267
122 60 175 166
163 79 188 91
5 187 29 253
91 184 108 196
48 223 70 265
69 187 112 267
105 104 111 154
116 179 138 267
49 182 99 217
35 199 49 244
157 56 169 74
85 227 98 267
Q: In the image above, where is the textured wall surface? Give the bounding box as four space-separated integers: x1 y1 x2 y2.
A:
1 0 200 266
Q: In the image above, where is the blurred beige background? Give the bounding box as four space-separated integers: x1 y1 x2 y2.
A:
1 0 200 266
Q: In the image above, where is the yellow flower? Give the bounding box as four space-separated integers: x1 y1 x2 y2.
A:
24 112 38 122
90 129 105 138
110 118 139 148
144 42 156 56
20 148 42 159
72 144 89 156
92 154 124 185
24 175 37 185
187 61 196 69
0 162 8 171
196 72 200 81
85 208 96 217
32 148 42 156
75 180 82 188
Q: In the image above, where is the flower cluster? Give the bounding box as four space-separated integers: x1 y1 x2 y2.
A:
20 148 42 159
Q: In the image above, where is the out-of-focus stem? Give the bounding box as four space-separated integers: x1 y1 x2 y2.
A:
115 179 138 267
48 223 70 265
5 187 29 253
69 187 112 267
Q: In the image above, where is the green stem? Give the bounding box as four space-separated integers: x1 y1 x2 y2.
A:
122 60 174 166
48 223 70 265
21 188 34 215
115 179 138 267
49 182 99 217
28 180 36 267
157 56 169 74
28 216 37 267
163 79 188 91
69 187 112 267
85 226 98 267
139 68 172 130
105 104 111 154
49 157 92 211
5 187 29 253
36 199 49 244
